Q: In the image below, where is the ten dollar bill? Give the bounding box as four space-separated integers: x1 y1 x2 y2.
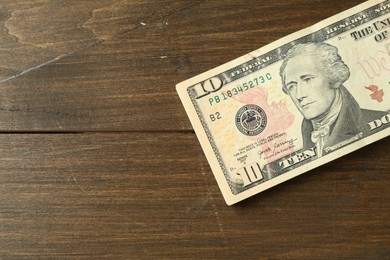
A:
176 0 390 205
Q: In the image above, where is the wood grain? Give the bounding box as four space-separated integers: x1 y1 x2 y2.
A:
0 133 389 258
0 0 365 131
0 0 388 258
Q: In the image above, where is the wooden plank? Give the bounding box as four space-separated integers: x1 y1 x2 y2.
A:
0 0 112 79
0 0 181 80
0 0 365 131
0 133 388 258
0 0 388 258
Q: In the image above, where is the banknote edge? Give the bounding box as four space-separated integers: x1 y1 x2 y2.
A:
175 0 385 90
175 0 389 205
223 128 390 205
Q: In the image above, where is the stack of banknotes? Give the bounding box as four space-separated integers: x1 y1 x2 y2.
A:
176 0 390 205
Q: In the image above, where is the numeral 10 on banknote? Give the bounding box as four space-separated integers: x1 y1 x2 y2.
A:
177 0 390 205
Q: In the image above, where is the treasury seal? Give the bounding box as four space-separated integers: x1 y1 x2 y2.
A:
235 104 267 136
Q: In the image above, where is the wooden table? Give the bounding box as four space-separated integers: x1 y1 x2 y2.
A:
0 0 388 258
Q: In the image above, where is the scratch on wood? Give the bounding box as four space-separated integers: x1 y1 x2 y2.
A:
83 0 206 41
55 118 63 130
199 159 226 236
185 193 211 213
72 176 86 193
0 41 101 84
0 1 205 83
0 54 66 84
210 194 224 234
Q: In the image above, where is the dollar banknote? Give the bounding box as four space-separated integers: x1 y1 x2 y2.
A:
176 0 390 205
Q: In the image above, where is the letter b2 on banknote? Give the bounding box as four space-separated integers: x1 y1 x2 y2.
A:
176 0 390 205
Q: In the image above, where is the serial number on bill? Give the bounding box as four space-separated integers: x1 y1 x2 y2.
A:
208 73 272 106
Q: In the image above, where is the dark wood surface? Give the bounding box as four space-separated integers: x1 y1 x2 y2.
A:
0 0 388 258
